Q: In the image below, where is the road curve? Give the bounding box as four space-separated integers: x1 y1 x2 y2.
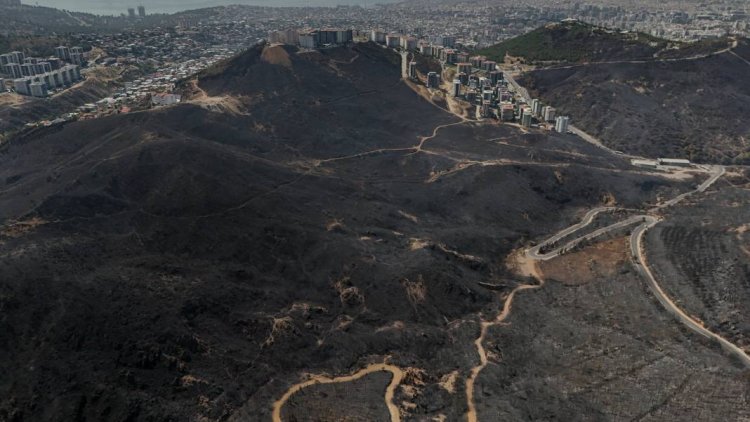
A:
463 164 746 422
465 252 543 422
271 363 404 422
530 214 645 261
631 218 750 367
652 165 725 210
524 164 750 369
527 207 618 260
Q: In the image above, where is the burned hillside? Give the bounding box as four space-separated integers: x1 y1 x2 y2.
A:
0 42 742 421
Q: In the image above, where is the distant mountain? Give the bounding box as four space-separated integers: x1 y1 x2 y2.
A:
0 3 101 34
0 2 216 35
478 20 729 64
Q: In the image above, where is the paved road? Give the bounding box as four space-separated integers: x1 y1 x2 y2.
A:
503 72 532 103
504 73 635 158
526 164 750 367
631 217 750 367
527 207 617 260
400 50 409 79
567 125 639 158
530 213 645 261
651 165 725 210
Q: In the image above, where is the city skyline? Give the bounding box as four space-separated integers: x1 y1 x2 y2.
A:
26 0 402 15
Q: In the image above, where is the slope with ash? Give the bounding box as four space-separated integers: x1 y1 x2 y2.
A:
0 42 723 421
477 20 728 64
520 38 750 163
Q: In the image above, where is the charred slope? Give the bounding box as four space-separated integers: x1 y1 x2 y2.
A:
0 42 695 421
179 42 440 160
0 77 113 139
477 20 729 64
645 171 750 359
520 38 750 164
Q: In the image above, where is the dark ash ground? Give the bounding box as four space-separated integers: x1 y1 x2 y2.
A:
0 43 748 421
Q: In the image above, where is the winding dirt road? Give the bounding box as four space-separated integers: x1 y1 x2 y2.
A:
271 50 746 421
271 363 404 422
463 163 749 422
464 254 543 422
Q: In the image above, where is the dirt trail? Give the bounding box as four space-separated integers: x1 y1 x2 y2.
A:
548 41 737 70
413 120 469 153
465 163 750 420
526 165 750 368
184 78 248 115
465 251 543 422
270 54 741 421
728 50 750 67
271 363 404 422
734 224 750 258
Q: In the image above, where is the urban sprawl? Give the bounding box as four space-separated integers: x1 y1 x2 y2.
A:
273 27 571 131
1 0 747 128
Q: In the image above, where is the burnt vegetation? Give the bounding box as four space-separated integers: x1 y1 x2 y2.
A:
0 40 746 421
646 185 750 354
516 29 750 164
477 20 729 64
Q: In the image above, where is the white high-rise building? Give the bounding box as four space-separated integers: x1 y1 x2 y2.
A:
408 61 417 80
555 116 570 133
427 72 440 89
4 63 23 79
30 81 48 98
10 51 24 64
35 62 52 74
385 34 400 48
521 111 533 127
543 106 556 122
55 46 71 61
299 33 317 49
370 30 385 44
13 78 31 95
20 63 36 77
452 79 461 97
531 99 543 117
43 73 57 89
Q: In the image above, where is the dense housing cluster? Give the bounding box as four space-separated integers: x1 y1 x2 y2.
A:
0 47 84 97
268 26 572 130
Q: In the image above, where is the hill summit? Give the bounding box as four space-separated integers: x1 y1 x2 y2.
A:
478 20 729 64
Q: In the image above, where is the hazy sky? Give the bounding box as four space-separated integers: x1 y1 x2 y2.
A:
26 0 381 14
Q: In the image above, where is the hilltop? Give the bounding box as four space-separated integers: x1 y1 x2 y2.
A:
0 3 218 34
518 36 750 163
478 20 730 64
